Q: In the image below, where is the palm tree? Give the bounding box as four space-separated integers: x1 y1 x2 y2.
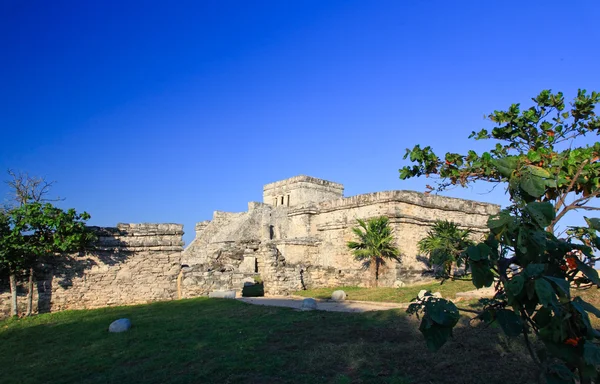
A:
347 216 400 287
417 220 474 278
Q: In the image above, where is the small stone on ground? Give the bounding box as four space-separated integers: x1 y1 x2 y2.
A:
301 298 318 310
331 290 346 301
109 318 131 333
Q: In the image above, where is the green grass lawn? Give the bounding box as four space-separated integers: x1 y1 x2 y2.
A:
293 279 476 303
1 297 538 384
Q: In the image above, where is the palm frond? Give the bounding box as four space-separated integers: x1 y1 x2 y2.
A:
346 216 401 275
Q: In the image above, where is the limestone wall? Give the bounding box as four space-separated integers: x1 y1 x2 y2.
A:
312 190 499 285
0 223 184 318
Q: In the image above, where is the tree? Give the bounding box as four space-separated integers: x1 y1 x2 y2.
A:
401 89 600 383
347 216 400 287
0 208 23 317
4 170 62 316
417 220 475 278
0 170 93 317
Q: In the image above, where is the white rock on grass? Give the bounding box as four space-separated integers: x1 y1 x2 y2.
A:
331 290 346 301
109 318 131 333
301 298 318 311
208 290 237 299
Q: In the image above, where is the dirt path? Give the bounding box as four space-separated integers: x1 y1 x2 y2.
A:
238 296 408 312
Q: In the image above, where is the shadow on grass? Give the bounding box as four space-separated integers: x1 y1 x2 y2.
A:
0 297 538 384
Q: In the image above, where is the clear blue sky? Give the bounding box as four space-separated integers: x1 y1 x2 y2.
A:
1 0 599 245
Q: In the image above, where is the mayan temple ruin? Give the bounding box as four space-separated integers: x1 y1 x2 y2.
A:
0 175 500 317
180 175 500 295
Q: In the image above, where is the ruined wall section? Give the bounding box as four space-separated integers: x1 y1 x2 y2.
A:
0 223 184 318
313 191 500 285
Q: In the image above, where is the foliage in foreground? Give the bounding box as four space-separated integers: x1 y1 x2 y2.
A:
347 216 400 286
401 89 600 383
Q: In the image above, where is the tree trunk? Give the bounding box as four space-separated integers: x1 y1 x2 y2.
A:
26 267 34 316
374 258 380 288
9 273 18 317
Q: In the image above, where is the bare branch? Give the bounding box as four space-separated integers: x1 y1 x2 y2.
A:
552 190 600 229
4 169 63 207
455 307 483 315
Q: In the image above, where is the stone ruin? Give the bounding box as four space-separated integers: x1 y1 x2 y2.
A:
0 175 500 317
180 175 499 296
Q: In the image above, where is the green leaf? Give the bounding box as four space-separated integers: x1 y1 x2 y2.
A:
487 211 513 230
583 341 600 366
525 202 555 228
419 322 454 352
546 363 576 384
520 172 546 198
535 278 557 308
477 243 491 259
471 262 494 288
545 178 557 188
575 259 600 286
527 151 541 163
533 307 553 328
526 165 551 178
524 263 545 278
495 309 523 337
543 276 570 299
506 275 525 296
574 297 600 319
571 298 600 339
585 217 600 231
466 245 482 261
428 299 460 327
492 157 518 178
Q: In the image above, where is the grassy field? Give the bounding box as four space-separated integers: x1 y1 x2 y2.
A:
1 296 539 384
293 279 476 303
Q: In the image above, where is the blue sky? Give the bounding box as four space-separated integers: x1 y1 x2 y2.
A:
1 0 599 245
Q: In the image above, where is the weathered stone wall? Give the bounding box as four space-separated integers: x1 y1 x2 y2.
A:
313 190 497 284
0 223 184 318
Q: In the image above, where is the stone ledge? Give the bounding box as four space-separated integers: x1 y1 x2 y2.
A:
317 190 499 215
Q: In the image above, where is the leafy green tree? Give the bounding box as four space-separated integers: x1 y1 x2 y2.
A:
0 209 24 317
401 90 600 383
3 170 63 316
347 216 400 287
0 171 94 316
417 220 475 278
12 203 93 316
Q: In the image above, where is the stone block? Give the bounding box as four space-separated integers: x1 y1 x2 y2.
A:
208 290 237 299
239 257 257 273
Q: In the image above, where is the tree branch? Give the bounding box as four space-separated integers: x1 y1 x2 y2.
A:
552 189 600 230
554 159 588 215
